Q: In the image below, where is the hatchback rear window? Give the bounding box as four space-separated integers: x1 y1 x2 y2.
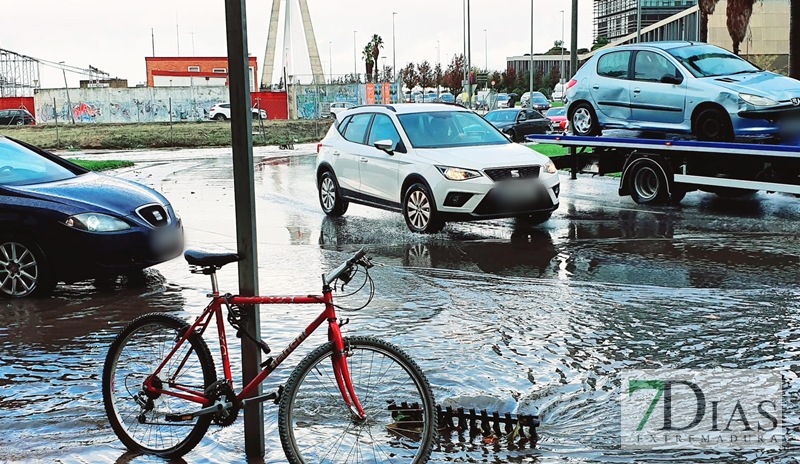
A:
597 51 631 79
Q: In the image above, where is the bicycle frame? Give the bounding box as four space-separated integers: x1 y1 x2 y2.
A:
144 287 366 418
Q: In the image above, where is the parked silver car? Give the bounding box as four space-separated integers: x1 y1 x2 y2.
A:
565 41 800 141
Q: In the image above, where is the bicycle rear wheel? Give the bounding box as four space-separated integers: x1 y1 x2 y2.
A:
278 336 437 464
102 313 217 458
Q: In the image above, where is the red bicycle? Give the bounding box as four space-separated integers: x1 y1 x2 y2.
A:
102 248 437 463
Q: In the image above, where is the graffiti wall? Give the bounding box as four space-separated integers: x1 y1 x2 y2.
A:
292 82 401 120
34 86 230 124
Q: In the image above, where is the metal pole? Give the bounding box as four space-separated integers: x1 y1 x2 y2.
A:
53 97 60 149
463 0 467 82
329 41 332 83
637 0 642 43
467 0 472 107
560 11 565 84
60 63 74 124
353 30 357 82
224 0 262 457
570 0 578 81
529 0 534 95
176 14 180 56
484 29 487 70
151 28 155 56
393 12 397 81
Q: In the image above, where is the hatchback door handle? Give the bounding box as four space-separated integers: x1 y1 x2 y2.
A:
592 85 599 90
633 88 641 94
360 158 368 163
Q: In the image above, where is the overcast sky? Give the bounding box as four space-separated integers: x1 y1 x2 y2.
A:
2 0 595 89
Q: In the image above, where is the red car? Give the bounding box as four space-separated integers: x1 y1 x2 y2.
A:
545 107 568 133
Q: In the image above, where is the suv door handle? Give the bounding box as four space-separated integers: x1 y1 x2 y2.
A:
359 157 368 163
332 151 340 156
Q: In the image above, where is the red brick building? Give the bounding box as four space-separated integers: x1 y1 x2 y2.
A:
145 56 258 88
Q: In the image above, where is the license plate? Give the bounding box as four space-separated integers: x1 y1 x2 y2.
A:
496 181 536 204
151 228 183 253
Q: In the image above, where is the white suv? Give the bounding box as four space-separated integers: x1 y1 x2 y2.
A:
316 103 560 233
209 103 267 121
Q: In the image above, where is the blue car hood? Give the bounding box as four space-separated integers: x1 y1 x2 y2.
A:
8 172 168 216
708 72 800 101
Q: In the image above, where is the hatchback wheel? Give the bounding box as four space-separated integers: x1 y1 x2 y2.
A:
318 171 348 216
693 108 733 142
403 183 444 234
15 120 24 126
0 236 54 298
569 102 601 136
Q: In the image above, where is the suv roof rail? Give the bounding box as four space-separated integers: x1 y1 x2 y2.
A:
351 104 397 112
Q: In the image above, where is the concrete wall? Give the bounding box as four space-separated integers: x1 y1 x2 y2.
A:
708 0 789 56
34 86 229 124
291 83 401 119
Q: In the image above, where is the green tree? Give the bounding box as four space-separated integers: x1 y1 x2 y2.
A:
400 62 419 92
726 0 756 55
371 34 384 71
591 36 609 51
501 67 516 91
418 60 434 94
363 44 375 82
443 54 466 94
434 62 443 91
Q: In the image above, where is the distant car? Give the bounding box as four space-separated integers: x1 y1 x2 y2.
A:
0 137 184 298
0 109 35 126
484 108 551 142
551 83 566 102
440 93 455 103
316 103 560 233
496 93 511 108
209 103 267 121
423 92 438 103
566 41 800 141
545 107 568 133
329 102 357 119
529 95 551 112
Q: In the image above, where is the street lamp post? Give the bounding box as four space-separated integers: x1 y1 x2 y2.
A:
393 12 398 81
559 10 565 84
329 41 332 84
529 0 534 95
483 29 487 70
353 30 357 82
382 56 387 81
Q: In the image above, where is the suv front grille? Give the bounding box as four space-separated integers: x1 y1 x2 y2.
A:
137 204 170 228
483 166 540 182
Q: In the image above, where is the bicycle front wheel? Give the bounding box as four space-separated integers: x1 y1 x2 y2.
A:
102 313 217 458
278 336 437 464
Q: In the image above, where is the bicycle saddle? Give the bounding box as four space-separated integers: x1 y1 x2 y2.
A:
184 250 241 268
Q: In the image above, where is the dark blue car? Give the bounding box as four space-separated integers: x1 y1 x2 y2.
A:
0 137 184 298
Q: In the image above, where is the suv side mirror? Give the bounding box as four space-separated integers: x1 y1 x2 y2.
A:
660 74 683 85
374 139 395 154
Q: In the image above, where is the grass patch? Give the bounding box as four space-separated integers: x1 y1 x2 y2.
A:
551 101 565 108
71 159 134 171
527 143 568 158
0 119 331 151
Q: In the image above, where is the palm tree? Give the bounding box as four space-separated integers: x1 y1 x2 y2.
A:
699 0 719 43
726 0 756 55
371 34 384 76
363 44 375 83
791 0 800 79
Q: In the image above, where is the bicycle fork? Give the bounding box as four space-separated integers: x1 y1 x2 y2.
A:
328 318 366 420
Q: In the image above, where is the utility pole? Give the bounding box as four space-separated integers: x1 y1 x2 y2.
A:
467 0 472 107
560 10 565 84
483 29 487 70
176 13 180 56
151 28 155 56
463 0 467 83
393 12 398 81
59 62 74 124
637 0 642 43
329 41 332 84
570 0 578 81
529 0 534 95
353 30 358 82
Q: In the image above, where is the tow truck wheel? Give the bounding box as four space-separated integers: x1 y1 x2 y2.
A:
628 159 669 205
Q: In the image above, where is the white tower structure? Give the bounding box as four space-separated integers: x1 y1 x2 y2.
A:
260 0 325 89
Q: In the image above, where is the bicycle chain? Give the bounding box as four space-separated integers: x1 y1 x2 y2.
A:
205 380 239 427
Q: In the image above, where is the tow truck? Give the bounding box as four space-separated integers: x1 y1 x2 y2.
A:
525 134 800 205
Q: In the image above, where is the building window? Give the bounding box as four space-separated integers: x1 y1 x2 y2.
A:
212 68 227 73
188 66 201 72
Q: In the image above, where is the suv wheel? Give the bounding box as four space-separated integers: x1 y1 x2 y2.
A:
213 114 226 121
318 171 348 216
403 183 444 234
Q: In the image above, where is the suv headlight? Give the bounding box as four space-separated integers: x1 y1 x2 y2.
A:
740 93 778 107
436 166 482 181
543 162 558 174
65 213 131 232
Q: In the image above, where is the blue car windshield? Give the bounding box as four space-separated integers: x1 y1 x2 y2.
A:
0 138 77 186
668 44 759 78
397 111 510 148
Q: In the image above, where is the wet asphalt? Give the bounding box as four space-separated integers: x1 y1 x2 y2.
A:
1 144 799 463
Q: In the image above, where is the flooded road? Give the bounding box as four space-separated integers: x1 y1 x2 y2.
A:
2 145 800 463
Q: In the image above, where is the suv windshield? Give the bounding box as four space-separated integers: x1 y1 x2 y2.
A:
397 111 510 149
667 44 759 78
0 138 78 186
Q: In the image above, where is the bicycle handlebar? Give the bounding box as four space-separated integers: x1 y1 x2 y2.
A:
324 247 368 286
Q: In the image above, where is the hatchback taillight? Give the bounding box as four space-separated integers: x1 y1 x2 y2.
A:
317 143 322 153
567 79 577 89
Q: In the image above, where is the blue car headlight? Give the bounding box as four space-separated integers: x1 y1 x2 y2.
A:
740 93 779 107
65 213 131 232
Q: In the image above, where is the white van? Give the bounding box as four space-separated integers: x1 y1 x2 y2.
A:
551 83 566 102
